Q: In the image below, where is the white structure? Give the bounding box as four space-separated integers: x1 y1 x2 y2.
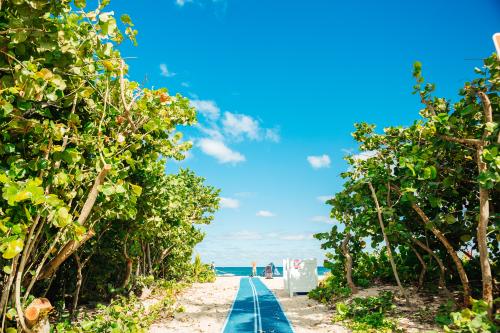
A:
283 258 318 297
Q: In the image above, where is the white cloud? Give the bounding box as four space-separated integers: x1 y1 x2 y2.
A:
181 82 190 87
307 154 331 169
175 0 192 6
220 112 280 142
220 197 240 209
311 216 335 224
222 112 260 140
190 100 220 121
221 230 263 240
197 125 224 141
198 138 245 164
265 128 280 143
256 210 275 217
317 195 332 203
175 0 227 9
353 150 377 161
193 102 279 164
159 63 176 77
279 233 313 241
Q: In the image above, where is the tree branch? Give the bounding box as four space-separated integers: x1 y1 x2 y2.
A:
78 164 111 226
119 60 137 132
37 164 110 280
439 135 482 147
37 230 95 280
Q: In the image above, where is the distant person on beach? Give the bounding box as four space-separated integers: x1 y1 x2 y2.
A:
265 264 273 279
251 261 257 277
210 262 215 272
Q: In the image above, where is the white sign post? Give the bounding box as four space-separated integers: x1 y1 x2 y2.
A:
494 33 500 60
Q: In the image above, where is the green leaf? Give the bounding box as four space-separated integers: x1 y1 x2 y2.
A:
0 173 9 183
460 234 472 242
336 302 348 316
6 308 16 320
100 184 115 196
482 147 497 161
406 164 416 176
51 75 66 91
54 207 72 227
478 171 497 189
120 14 133 25
428 165 437 179
485 122 497 133
61 148 81 164
12 31 28 44
1 102 13 115
74 0 86 8
445 215 456 224
131 184 142 196
11 224 22 234
115 184 126 194
2 238 24 259
3 265 12 274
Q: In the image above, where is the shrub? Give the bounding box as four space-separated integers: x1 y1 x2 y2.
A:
333 291 398 332
443 298 498 333
309 273 352 303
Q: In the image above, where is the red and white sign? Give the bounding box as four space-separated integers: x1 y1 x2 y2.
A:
494 33 500 60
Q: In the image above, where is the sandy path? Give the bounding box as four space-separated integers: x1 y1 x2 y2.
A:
261 278 349 333
150 277 240 333
151 276 348 333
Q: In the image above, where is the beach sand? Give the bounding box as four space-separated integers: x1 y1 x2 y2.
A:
150 276 348 333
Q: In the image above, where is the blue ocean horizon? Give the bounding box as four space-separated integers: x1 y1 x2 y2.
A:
215 266 329 277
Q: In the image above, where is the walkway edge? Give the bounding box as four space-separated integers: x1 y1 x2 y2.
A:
220 278 240 333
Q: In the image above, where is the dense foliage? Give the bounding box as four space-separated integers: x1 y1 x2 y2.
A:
54 280 186 333
334 291 399 332
0 0 219 331
313 55 499 330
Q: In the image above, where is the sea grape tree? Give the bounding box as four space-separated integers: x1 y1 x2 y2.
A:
0 0 219 330
316 55 499 315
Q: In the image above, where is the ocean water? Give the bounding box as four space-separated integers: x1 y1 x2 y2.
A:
216 266 329 277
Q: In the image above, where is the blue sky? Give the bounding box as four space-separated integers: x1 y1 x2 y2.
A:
112 0 500 266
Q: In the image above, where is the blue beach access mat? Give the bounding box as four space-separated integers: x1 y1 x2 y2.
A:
221 277 295 333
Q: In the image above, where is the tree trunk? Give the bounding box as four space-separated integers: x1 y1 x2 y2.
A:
1 255 19 332
476 145 493 313
154 245 174 269
141 242 146 276
412 238 447 292
411 247 426 289
135 258 141 277
438 91 493 312
36 165 110 281
120 241 132 289
71 254 83 319
409 200 470 305
24 298 52 333
77 164 111 226
391 184 469 304
368 182 409 305
37 230 95 280
146 243 152 275
341 232 358 293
